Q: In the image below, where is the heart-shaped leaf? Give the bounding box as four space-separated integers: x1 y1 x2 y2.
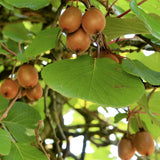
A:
42 55 145 107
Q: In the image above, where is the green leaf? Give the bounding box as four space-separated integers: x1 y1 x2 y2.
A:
0 128 11 155
0 0 14 10
104 16 149 40
25 27 59 59
42 55 145 107
122 59 160 85
148 90 160 114
3 143 47 160
0 95 9 115
4 0 50 10
114 113 128 123
126 51 160 72
85 144 114 160
137 94 160 128
2 102 41 142
130 0 160 40
2 23 32 42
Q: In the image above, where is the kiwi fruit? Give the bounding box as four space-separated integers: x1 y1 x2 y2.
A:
82 7 106 35
118 137 135 160
26 82 43 101
66 28 91 53
0 78 19 99
59 6 82 33
17 64 38 88
134 131 155 156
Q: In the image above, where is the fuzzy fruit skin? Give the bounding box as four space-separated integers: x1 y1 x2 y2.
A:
103 54 119 63
26 82 43 100
93 51 119 63
118 138 135 160
134 131 155 156
0 78 19 99
82 7 106 35
67 28 91 53
17 64 38 88
59 6 82 33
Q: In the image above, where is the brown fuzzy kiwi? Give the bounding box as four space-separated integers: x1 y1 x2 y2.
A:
66 28 91 53
26 82 43 101
0 78 19 99
134 131 155 156
93 50 119 63
118 136 135 160
82 7 106 35
59 6 82 33
17 64 38 88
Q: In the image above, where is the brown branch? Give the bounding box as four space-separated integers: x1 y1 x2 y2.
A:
137 34 160 52
117 0 147 18
147 87 157 102
44 85 63 160
34 120 50 160
0 89 21 122
18 42 22 54
0 43 17 57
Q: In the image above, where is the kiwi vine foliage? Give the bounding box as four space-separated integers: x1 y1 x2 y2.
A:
0 0 160 160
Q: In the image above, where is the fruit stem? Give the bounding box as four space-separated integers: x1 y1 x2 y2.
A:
101 33 113 54
18 42 22 54
117 0 147 18
11 61 17 79
135 113 143 129
106 0 118 17
127 118 131 137
76 0 79 7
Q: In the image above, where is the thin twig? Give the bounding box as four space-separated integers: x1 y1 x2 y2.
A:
106 0 118 17
35 120 50 160
117 0 147 18
11 61 17 79
0 89 21 122
147 87 157 102
1 54 17 62
101 33 113 54
0 43 17 57
18 42 22 54
137 34 160 52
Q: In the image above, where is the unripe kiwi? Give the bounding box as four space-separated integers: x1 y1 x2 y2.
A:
0 78 19 99
134 131 155 156
118 137 135 160
26 82 43 101
59 6 82 33
67 28 91 53
17 64 38 88
82 7 106 35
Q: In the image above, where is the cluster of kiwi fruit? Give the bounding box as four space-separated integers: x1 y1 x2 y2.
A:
118 130 155 160
59 5 106 53
0 64 43 101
